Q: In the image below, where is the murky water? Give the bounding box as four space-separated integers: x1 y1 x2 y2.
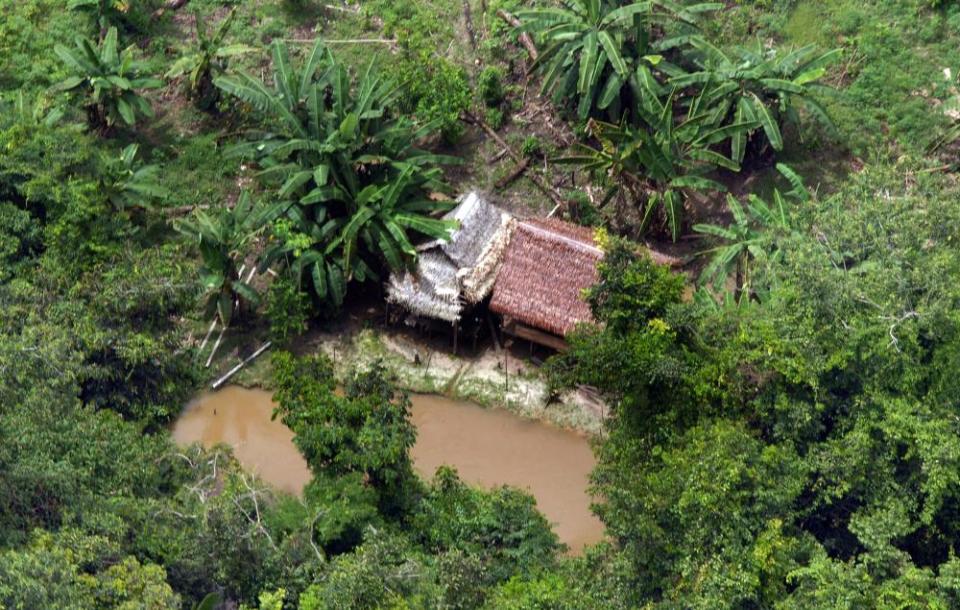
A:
409 394 604 552
172 386 604 551
172 386 312 495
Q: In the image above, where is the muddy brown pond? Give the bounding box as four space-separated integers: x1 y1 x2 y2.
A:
172 386 604 552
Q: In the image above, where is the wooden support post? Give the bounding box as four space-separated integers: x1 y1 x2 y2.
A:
504 339 511 392
487 314 502 353
453 321 459 355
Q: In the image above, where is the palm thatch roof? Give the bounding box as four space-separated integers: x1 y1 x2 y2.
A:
387 193 513 322
489 218 603 337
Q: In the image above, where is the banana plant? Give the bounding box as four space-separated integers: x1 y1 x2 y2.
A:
6 90 64 127
100 143 169 211
216 39 457 309
175 192 278 327
54 27 161 132
516 0 721 118
562 85 757 241
165 8 253 110
68 0 134 37
669 38 840 162
693 163 806 299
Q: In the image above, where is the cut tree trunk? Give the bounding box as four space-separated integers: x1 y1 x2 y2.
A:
496 10 538 62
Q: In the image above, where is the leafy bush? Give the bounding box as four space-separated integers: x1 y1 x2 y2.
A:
54 27 161 132
0 112 96 216
521 135 543 159
517 0 717 118
98 144 169 211
545 238 692 423
0 0 88 92
217 39 457 311
298 531 426 610
0 110 130 268
410 466 561 585
483 573 588 610
0 530 179 609
484 107 505 130
175 191 274 328
478 66 505 107
271 352 418 517
72 245 202 423
564 191 603 227
392 53 472 143
0 202 42 281
165 8 253 110
265 276 311 346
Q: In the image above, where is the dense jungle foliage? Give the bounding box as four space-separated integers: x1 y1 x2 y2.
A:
4 0 960 608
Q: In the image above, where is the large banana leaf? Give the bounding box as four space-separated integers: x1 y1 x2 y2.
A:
217 39 459 310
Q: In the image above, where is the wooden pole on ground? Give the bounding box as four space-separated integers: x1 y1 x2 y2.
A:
284 38 397 45
211 342 272 390
197 318 218 355
205 324 226 368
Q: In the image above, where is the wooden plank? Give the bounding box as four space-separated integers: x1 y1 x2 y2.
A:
505 322 569 352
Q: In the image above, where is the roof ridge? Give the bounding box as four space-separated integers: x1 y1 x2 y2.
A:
518 221 603 257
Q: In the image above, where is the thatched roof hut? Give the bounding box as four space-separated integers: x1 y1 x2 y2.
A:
489 218 603 344
387 193 513 322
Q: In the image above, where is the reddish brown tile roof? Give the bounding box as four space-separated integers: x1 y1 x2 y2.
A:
489 219 603 337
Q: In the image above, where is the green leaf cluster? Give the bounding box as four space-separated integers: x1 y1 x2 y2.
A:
165 8 253 110
216 39 458 310
54 27 161 131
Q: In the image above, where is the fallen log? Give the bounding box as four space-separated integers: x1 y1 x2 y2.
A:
495 157 530 189
463 0 477 50
153 0 189 18
165 204 211 217
463 111 565 210
496 9 538 62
